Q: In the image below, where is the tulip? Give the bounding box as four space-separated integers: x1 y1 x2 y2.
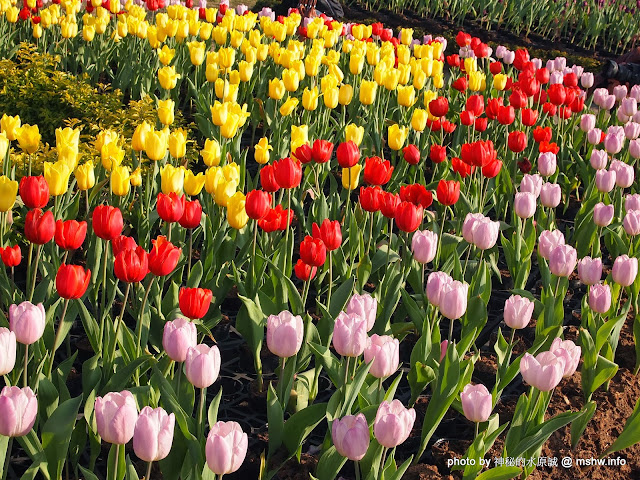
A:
95 391 138 444
395 201 423 233
537 230 565 261
439 281 469 320
158 66 181 90
145 128 168 162
227 192 249 230
25 208 55 245
578 257 602 285
631 139 640 159
336 141 360 168
92 206 123 241
56 264 91 300
364 156 393 185
266 311 304 359
359 80 377 105
363 334 399 378
157 193 186 223
359 186 382 212
604 133 624 155
624 210 640 236
373 400 416 448
19 176 49 209
9 301 46 345
436 180 460 206
299 236 327 267
412 230 438 264
148 236 181 277
333 312 368 358
549 244 577 277
184 344 221 388
504 295 534 329
514 192 536 219
184 171 205 197
612 255 638 287
346 293 377 332
537 152 557 177
114 246 148 283
593 202 614 227
179 287 212 319
550 338 581 377
75 163 96 191
540 183 561 208
160 165 185 195
273 157 302 189
626 194 640 212
403 144 421 165
0 245 21 267
312 219 342 251
54 220 87 251
157 99 175 126
132 121 151 152
16 124 40 154
332 414 370 461
387 124 408 151
163 318 197 363
0 386 38 437
179 200 203 230
507 131 527 153
133 407 175 462
611 160 634 188
595 169 616 193
0 176 18 212
580 114 596 132
205 421 248 475
589 283 611 314
0 328 16 375
520 351 564 391
201 138 222 167
460 383 492 423
1 114 20 141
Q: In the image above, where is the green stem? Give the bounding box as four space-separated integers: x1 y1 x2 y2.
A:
327 251 333 308
48 298 70 378
378 377 384 403
28 244 42 302
99 239 110 351
108 283 131 373
145 461 152 480
343 356 350 387
354 460 361 480
187 229 193 279
113 445 120 480
136 277 155 358
2 437 13 480
475 422 479 439
435 206 447 269
448 315 454 342
23 344 28 388
198 387 207 439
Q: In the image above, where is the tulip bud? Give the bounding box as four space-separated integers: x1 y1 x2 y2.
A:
460 384 492 423
612 255 638 287
373 400 416 448
520 352 564 391
0 386 38 437
184 344 221 388
589 284 611 314
205 422 248 475
593 202 614 227
266 311 304 358
95 391 138 444
332 414 370 461
504 295 534 329
133 407 175 462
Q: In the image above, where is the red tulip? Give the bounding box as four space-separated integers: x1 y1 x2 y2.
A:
380 192 400 218
442 121 456 134
489 62 502 75
55 219 87 250
312 219 342 251
399 184 433 209
508 131 527 153
518 158 532 173
25 208 55 245
112 235 138 256
294 143 313 164
455 31 471 47
547 84 566 106
485 98 504 119
92 205 124 241
563 72 578 88
460 111 475 126
497 105 515 125
245 190 271 220
509 89 527 109
473 42 490 58
521 108 538 126
363 157 393 186
536 67 550 84
474 117 488 132
157 193 186 223
336 141 360 168
179 200 203 229
274 157 302 189
446 54 461 68
300 236 326 266
114 246 148 283
260 165 280 193
452 77 468 92
482 158 503 178
56 264 91 299
430 145 447 164
436 180 460 206
533 126 552 143
179 287 213 319
311 139 334 164
452 157 473 178
148 236 181 276
259 205 292 232
461 140 497 168
359 186 382 212
429 97 449 118
403 145 420 165
19 176 49 209
513 49 530 71
0 245 21 267
539 141 560 154
427 118 442 131
395 202 423 233
294 259 316 281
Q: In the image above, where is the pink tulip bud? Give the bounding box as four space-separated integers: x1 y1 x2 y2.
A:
133 407 175 462
473 217 500 250
440 340 448 361
613 85 628 101
502 51 515 64
593 88 608 107
621 98 638 117
625 122 640 140
631 85 640 102
537 152 557 177
634 112 640 123
373 400 416 448
514 191 536 219
332 414 370 461
460 383 492 423
610 160 634 188
439 280 469 320
624 210 640 236
589 283 611 314
626 194 640 212
595 169 616 193
462 213 484 244
612 255 638 286
0 386 38 437
426 271 452 308
9 301 45 345
549 71 564 85
184 344 221 388
617 109 631 124
95 391 138 445
587 128 603 145
630 139 640 159
520 174 543 198
593 202 614 227
495 45 507 59
540 182 561 208
163 318 197 362
577 257 602 285
0 328 16 376
580 114 596 132
346 293 377 332
604 133 624 154
554 57 566 71
589 149 608 170
333 312 368 358
549 244 577 277
363 334 400 378
205 421 248 475
266 311 304 358
580 72 594 89
411 230 438 264
504 294 534 329
520 351 564 391
538 229 565 260
550 338 581 377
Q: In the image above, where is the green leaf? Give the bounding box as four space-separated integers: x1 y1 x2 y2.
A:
308 342 342 388
602 396 640 456
571 401 597 449
207 388 223 427
107 444 126 480
315 446 348 480
510 410 584 459
42 396 83 480
475 466 522 480
340 360 372 418
267 384 284 458
187 261 204 288
100 355 155 395
79 466 101 480
387 456 413 480
282 402 328 454
329 277 355 319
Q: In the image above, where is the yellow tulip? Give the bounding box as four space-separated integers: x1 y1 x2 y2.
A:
413 69 427 90
161 164 185 194
201 138 221 167
55 126 80 168
397 86 416 107
239 61 254 82
324 87 339 109
388 124 408 151
145 128 168 161
1 114 20 141
220 113 241 139
158 66 181 90
338 84 353 106
349 52 365 75
345 124 364 146
44 161 72 196
6 7 19 23
282 69 299 92
279 97 298 117
184 170 205 196
75 162 95 191
206 63 220 83
411 109 428 132
186 41 205 67
400 28 413 45
218 47 236 69
302 87 319 111
0 133 8 160
211 101 229 127
222 162 240 182
132 121 151 152
0 176 18 212
254 137 272 165
32 24 43 39
213 25 228 45
396 45 410 65
199 22 213 40
205 166 223 194
158 45 176 65
17 124 40 154
130 167 142 187
464 57 477 74
468 71 485 92
169 128 187 159
111 165 131 197
230 30 244 48
383 69 401 91
82 25 95 41
305 54 322 77
321 74 339 93
493 73 507 91
227 192 249 229
95 129 119 152
101 141 124 171
214 178 238 207
359 81 377 106
341 165 361 191
290 125 308 153
433 74 444 89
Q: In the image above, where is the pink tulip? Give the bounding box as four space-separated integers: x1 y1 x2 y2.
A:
133 407 175 462
426 271 452 308
460 384 492 423
538 230 565 260
205 421 248 475
163 318 197 363
520 352 564 391
472 217 500 250
504 295 534 329
624 210 640 236
184 344 221 388
593 88 608 107
549 244 577 277
0 386 38 437
0 328 16 376
537 152 557 177
577 257 602 285
581 72 594 89
440 340 448 361
333 312 368 358
550 338 581 377
373 400 416 448
266 311 304 358
514 192 536 219
95 391 138 445
587 128 603 145
613 85 628 101
617 108 631 124
411 230 438 264
612 255 638 286
602 94 616 110
630 139 640 159
625 122 640 140
580 114 596 132
332 414 370 460
593 202 614 227
439 280 468 320
520 174 543 198
589 149 608 170
462 213 484 244
604 133 624 155
549 71 564 85
631 84 640 102
589 284 611 314
622 98 638 117
540 183 561 208
554 57 566 71
363 334 399 379
595 169 616 193
9 301 45 345
346 293 377 332
626 194 640 212
610 160 634 188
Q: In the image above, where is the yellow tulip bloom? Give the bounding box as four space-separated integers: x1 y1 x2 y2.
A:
158 99 175 126
254 137 272 165
44 161 72 196
130 167 142 187
17 124 40 154
388 124 408 151
184 170 205 196
341 165 361 191
359 81 377 105
201 138 221 167
160 164 185 194
227 191 249 229
101 141 124 171
111 165 131 197
132 121 151 152
145 128 168 161
75 162 96 191
169 128 187 159
158 66 181 90
0 176 18 212
1 114 20 141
